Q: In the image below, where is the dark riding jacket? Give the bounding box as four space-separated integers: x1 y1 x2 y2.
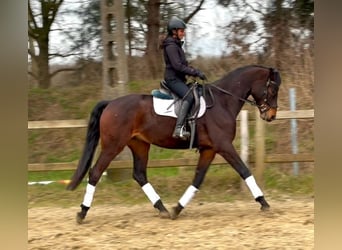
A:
163 36 199 82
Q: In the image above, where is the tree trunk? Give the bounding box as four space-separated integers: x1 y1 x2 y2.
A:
146 0 162 79
37 37 51 89
271 0 291 72
126 0 133 57
28 36 39 86
28 0 64 89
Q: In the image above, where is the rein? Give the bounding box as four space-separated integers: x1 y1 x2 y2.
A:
208 84 258 107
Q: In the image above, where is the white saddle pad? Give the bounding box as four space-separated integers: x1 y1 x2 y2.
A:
152 96 206 118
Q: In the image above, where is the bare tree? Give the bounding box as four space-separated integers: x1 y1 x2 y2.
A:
28 0 80 88
218 0 313 72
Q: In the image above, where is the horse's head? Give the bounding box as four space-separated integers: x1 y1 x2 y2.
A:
252 68 281 122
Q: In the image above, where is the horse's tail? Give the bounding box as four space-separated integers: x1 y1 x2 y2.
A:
66 100 110 191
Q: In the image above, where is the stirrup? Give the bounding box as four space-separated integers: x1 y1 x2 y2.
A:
172 126 190 140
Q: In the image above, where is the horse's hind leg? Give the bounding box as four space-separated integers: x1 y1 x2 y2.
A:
77 147 123 224
128 138 170 218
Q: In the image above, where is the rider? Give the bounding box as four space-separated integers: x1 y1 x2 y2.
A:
161 16 207 140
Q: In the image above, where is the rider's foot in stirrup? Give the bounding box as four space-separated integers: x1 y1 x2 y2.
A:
172 126 190 140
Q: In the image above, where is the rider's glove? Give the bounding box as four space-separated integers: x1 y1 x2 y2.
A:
196 70 207 81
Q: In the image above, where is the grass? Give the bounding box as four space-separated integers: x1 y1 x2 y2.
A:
264 166 314 194
28 170 74 182
28 164 313 208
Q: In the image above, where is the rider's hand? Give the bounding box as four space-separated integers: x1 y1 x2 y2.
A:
196 70 207 81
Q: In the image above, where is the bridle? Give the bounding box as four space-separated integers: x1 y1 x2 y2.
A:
207 73 279 114
258 78 279 113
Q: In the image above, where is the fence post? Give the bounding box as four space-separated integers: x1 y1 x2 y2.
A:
254 109 265 188
289 88 299 176
240 110 249 191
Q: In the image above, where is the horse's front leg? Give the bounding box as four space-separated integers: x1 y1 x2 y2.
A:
171 149 216 219
128 139 170 219
220 144 270 211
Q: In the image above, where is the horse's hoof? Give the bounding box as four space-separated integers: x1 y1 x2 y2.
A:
256 196 270 212
159 210 171 219
261 204 270 211
170 212 178 220
76 212 85 224
170 207 180 220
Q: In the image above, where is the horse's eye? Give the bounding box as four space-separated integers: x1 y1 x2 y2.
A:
269 87 277 95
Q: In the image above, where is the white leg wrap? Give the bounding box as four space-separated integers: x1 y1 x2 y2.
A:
179 185 198 207
142 183 160 205
245 176 263 199
82 183 96 207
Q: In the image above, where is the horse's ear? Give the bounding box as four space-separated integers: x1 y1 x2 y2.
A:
269 68 281 85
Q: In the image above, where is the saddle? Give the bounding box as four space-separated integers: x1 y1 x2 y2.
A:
151 80 207 149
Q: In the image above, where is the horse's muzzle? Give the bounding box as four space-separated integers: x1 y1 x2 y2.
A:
260 108 277 122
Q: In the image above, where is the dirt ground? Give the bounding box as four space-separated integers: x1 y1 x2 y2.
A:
28 197 313 250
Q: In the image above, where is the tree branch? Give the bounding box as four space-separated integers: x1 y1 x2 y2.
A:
28 70 38 80
49 52 83 59
28 28 37 39
28 1 38 30
28 48 36 57
184 0 205 23
50 66 82 78
240 0 266 16
48 0 64 28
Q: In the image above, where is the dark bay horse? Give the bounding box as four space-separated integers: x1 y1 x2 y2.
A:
67 65 281 222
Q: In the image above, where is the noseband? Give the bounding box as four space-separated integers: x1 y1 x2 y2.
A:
258 78 279 113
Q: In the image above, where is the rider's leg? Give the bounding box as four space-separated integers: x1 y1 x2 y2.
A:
164 79 194 140
173 100 191 139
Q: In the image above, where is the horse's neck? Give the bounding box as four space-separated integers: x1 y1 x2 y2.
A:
228 97 246 119
214 81 250 118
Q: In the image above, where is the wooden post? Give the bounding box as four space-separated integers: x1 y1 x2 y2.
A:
100 0 131 182
254 109 265 188
240 110 249 192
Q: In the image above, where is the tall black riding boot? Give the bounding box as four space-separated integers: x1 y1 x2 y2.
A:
172 100 191 140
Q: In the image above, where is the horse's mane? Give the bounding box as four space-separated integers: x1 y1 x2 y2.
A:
212 65 271 86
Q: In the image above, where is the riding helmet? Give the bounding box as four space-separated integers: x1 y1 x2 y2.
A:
167 16 186 34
